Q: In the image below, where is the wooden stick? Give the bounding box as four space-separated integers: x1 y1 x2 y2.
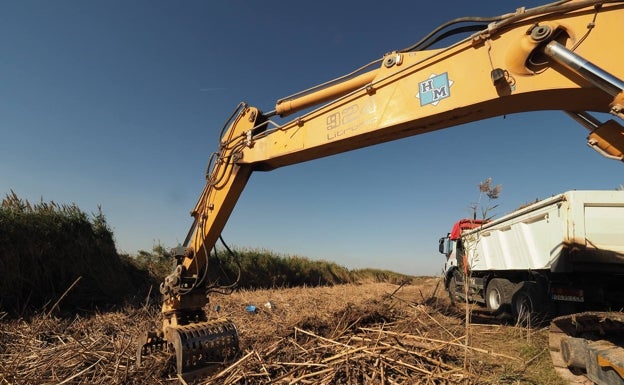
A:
389 282 407 297
321 345 389 363
377 354 432 375
46 276 82 317
278 362 328 368
254 350 271 380
270 366 302 383
143 284 153 309
349 336 457 370
294 327 351 348
359 327 520 361
213 350 254 379
288 367 333 384
57 358 100 385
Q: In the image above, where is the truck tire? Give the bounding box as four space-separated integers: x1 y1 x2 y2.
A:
485 278 513 314
448 275 458 305
512 281 544 326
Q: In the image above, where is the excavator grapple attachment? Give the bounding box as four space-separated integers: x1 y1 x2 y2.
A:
168 318 239 380
137 318 239 381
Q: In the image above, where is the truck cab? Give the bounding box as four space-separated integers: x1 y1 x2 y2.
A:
439 234 456 274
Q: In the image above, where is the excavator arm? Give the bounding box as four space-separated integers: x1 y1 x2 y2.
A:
138 0 624 381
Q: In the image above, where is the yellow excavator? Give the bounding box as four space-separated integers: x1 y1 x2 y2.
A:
137 0 624 383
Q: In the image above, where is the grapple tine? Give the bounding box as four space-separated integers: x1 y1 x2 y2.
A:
136 330 167 367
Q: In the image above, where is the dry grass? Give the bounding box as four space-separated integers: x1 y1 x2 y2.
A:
0 278 565 384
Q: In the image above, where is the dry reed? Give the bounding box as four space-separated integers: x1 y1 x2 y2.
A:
2 280 544 385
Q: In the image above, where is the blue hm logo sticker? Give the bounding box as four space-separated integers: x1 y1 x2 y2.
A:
416 73 453 106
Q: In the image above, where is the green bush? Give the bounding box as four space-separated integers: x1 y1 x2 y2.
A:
134 245 416 290
0 192 142 315
201 247 352 289
130 243 174 282
350 268 414 285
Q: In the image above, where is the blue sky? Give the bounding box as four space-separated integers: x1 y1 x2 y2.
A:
1 1 622 276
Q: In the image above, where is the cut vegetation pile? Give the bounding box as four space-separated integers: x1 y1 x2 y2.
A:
0 192 144 314
199 280 559 384
202 280 473 384
0 280 562 384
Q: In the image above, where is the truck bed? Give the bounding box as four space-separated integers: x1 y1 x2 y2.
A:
464 190 624 273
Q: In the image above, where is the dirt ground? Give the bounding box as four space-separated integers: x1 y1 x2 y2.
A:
0 277 566 384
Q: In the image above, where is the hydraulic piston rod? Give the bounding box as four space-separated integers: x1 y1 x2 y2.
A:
543 41 624 98
544 41 624 96
545 41 624 161
566 111 602 131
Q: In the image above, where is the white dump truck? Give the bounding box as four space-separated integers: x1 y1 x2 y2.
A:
439 190 624 383
439 191 624 319
439 190 624 321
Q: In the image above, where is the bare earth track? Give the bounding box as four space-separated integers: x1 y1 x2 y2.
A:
0 278 565 384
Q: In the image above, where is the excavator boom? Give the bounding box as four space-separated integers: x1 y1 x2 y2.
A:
137 0 624 382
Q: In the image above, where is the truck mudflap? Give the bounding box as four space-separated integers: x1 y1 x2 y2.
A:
137 318 239 381
549 312 624 385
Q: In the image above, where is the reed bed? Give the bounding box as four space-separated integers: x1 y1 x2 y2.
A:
0 192 145 314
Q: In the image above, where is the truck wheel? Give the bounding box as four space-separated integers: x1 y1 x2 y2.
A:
448 275 459 305
485 278 512 314
512 282 543 326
